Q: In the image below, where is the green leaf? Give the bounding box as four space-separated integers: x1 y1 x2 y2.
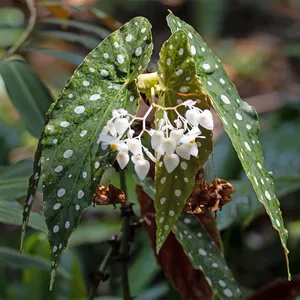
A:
0 29 23 47
155 30 212 252
37 30 101 49
167 12 290 278
40 17 110 39
0 160 33 201
0 247 70 279
39 16 153 287
0 160 33 179
0 8 25 27
26 48 85 65
173 214 242 300
0 57 54 138
68 221 121 246
217 176 300 231
0 201 47 232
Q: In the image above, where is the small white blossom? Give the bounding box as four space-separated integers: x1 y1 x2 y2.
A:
185 109 200 127
134 158 150 180
163 153 180 173
127 138 142 155
98 99 213 179
114 118 129 135
162 137 176 155
117 151 129 169
198 109 214 130
151 130 164 149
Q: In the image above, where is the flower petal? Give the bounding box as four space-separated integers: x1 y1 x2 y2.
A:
190 142 198 157
162 137 176 155
176 143 191 160
127 138 142 155
199 109 214 130
134 159 150 180
151 130 164 149
114 118 129 135
163 153 179 173
99 133 117 143
185 109 200 127
170 129 184 145
117 151 129 169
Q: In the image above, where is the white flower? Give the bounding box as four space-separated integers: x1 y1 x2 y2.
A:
107 120 117 136
151 130 164 149
180 127 202 144
127 138 142 155
198 109 214 130
183 99 196 108
174 118 182 128
170 129 184 145
176 142 198 160
134 159 150 180
185 109 200 126
163 153 179 173
116 141 128 152
132 154 142 164
117 151 129 169
162 137 176 155
114 117 129 135
112 108 128 118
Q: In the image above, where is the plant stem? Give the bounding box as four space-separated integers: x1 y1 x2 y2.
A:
88 243 115 300
2 0 37 59
119 169 133 300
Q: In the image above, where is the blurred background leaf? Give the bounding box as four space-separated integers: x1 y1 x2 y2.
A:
1 0 300 299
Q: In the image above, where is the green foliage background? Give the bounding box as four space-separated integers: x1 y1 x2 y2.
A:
1 1 300 299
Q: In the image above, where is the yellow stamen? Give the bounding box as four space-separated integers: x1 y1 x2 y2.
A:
110 144 117 150
190 139 195 144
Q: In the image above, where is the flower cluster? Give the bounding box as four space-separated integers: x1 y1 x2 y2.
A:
98 100 213 180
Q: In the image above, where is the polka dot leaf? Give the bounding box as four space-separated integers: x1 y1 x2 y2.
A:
34 16 153 288
173 213 243 299
167 12 290 278
155 30 212 253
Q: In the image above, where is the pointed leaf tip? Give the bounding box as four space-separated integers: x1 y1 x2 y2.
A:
166 13 290 278
40 16 153 287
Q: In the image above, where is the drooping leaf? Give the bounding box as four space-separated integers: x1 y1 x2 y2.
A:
217 176 300 231
37 30 100 49
136 184 213 300
0 247 70 279
0 160 34 201
0 56 54 138
40 18 110 39
167 12 290 278
0 160 33 179
0 201 47 231
68 221 120 246
27 48 85 65
21 135 44 250
155 30 212 252
173 213 242 300
39 17 153 287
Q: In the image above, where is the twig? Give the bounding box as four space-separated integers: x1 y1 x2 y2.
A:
2 0 37 59
119 170 134 300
